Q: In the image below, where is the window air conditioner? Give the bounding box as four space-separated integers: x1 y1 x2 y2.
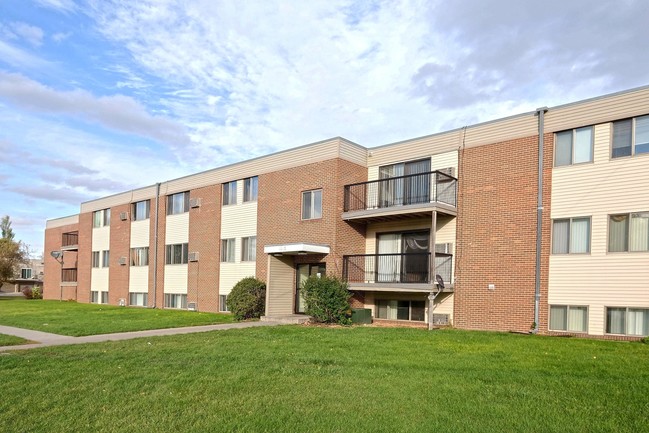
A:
188 252 199 262
189 198 201 208
120 211 129 221
118 257 127 265
118 298 126 307
187 302 197 311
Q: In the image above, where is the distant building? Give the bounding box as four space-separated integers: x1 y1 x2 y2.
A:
1 258 44 293
44 85 649 339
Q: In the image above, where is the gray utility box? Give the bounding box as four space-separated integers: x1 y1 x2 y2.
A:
351 308 373 324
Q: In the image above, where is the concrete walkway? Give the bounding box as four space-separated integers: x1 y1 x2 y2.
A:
0 321 282 353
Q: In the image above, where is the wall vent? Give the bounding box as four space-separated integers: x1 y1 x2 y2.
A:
120 211 129 221
189 198 201 208
188 252 199 262
118 257 127 265
187 302 197 311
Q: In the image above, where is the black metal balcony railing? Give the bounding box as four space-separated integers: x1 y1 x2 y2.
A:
342 252 452 285
61 269 78 283
344 171 457 213
62 232 79 247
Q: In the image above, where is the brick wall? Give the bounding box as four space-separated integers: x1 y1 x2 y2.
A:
256 158 366 284
454 133 552 332
153 193 166 308
189 185 221 312
108 204 131 305
77 212 92 303
43 222 79 300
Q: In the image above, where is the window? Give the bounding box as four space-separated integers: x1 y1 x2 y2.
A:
549 305 588 332
244 176 258 202
91 291 98 303
101 291 109 304
21 268 32 279
130 247 149 266
221 238 235 262
132 200 150 221
92 251 100 268
165 243 188 264
608 212 649 252
612 115 649 158
219 295 229 312
167 192 189 215
555 127 593 166
223 181 237 205
302 189 322 220
606 307 649 336
164 294 187 309
92 291 108 304
129 292 148 307
242 236 256 261
92 208 111 227
376 300 426 321
102 250 110 267
552 217 591 254
379 159 432 207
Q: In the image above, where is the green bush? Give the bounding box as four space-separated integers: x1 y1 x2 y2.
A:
302 276 352 325
22 286 42 300
226 277 266 321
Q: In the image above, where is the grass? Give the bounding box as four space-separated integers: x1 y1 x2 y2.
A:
0 326 647 433
0 333 28 346
0 297 235 336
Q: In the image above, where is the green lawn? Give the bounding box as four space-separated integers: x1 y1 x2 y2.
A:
0 298 234 336
0 326 647 433
0 333 28 346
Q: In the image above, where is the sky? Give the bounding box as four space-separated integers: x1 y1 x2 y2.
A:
0 0 647 256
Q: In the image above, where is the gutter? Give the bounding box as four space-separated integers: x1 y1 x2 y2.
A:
533 107 548 333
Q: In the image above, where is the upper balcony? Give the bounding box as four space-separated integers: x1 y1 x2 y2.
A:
342 171 457 222
61 231 79 251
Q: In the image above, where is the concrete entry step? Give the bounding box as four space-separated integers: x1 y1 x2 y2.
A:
261 315 311 324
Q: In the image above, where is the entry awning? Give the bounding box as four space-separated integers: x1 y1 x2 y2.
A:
264 243 330 255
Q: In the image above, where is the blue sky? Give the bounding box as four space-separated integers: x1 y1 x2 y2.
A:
1 0 647 256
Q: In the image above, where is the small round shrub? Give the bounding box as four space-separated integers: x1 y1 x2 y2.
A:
302 276 352 325
226 277 266 321
22 286 42 300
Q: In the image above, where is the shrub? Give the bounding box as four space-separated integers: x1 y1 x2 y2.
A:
22 286 42 300
302 276 352 325
226 277 266 321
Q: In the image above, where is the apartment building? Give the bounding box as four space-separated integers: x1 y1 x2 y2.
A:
43 85 649 339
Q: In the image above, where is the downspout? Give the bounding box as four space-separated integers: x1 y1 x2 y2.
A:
152 182 161 308
533 107 548 333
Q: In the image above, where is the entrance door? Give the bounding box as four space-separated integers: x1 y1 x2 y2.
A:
295 263 326 313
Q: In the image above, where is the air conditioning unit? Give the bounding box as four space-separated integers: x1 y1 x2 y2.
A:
438 167 456 178
189 198 201 208
120 211 129 221
187 302 197 311
432 313 449 326
435 243 453 254
118 298 126 307
188 252 199 262
118 257 127 265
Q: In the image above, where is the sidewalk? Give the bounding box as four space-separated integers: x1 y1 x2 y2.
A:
0 321 281 353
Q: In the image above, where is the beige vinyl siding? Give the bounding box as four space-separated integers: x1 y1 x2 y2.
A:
434 293 454 322
91 226 110 251
265 255 295 316
363 291 453 324
130 220 150 248
550 121 649 335
128 266 149 293
367 151 458 183
165 213 189 244
91 268 109 292
365 217 455 254
164 265 188 294
339 140 368 167
545 86 649 133
46 214 79 229
81 186 157 213
220 179 258 295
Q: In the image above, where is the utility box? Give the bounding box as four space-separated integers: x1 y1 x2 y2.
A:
351 308 372 324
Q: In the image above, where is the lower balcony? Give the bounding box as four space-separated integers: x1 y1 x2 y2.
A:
61 268 78 286
342 252 452 291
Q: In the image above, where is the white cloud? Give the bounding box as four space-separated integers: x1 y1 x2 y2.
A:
34 0 77 13
0 72 191 149
0 40 52 69
9 22 45 47
52 31 72 43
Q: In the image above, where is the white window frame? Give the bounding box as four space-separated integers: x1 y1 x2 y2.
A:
21 268 33 279
101 250 110 268
223 181 237 206
92 251 100 268
165 243 189 265
606 307 649 336
132 200 150 221
243 176 258 202
549 305 589 333
241 236 256 262
130 247 149 266
611 115 649 158
221 238 235 262
219 295 229 312
551 217 591 254
93 208 111 228
302 189 323 220
608 212 649 252
167 192 189 215
129 292 148 307
554 126 594 167
164 293 187 309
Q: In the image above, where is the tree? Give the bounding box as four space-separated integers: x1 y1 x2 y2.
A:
1 215 15 240
226 277 266 321
0 216 28 285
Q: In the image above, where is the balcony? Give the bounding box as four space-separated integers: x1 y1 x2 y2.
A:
342 252 453 291
343 171 457 222
61 232 79 251
61 269 78 285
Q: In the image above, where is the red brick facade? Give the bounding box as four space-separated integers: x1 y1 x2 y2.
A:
43 222 79 300
453 133 552 333
108 204 131 304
